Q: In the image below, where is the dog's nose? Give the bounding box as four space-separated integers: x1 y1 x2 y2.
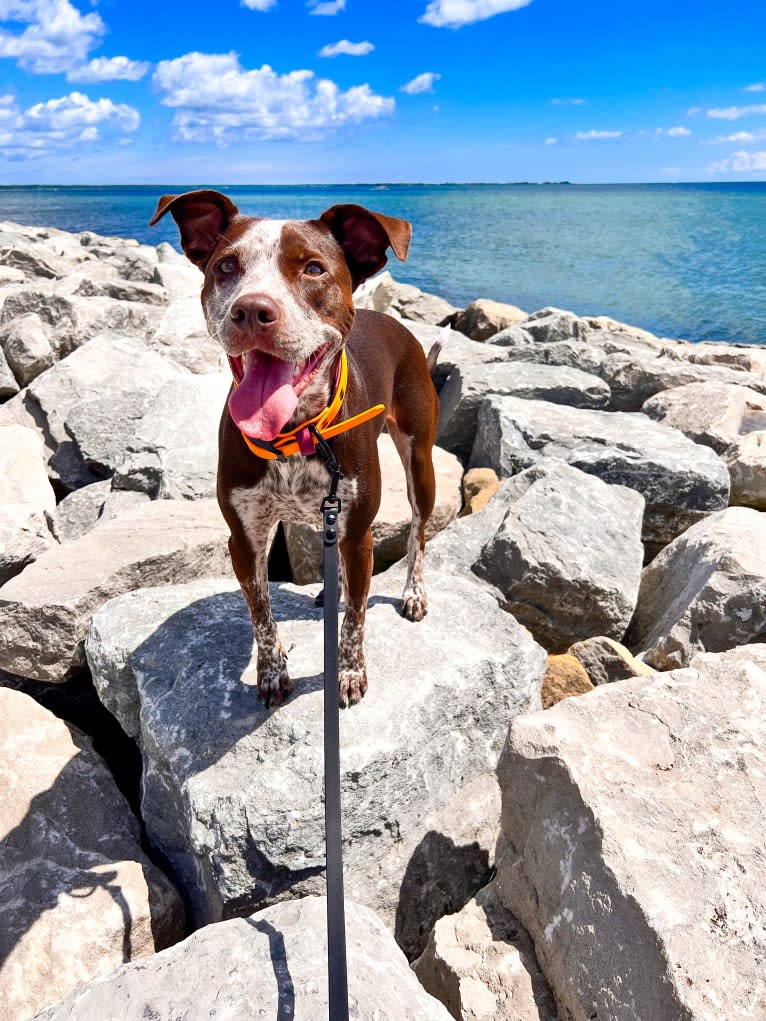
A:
230 294 281 330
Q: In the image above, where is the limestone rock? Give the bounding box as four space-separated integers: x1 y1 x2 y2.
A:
0 347 19 398
0 425 56 585
405 320 506 391
73 277 167 306
601 354 766 412
0 688 183 1021
473 462 645 650
35 896 454 1021
284 436 464 583
145 297 225 373
626 506 766 670
449 298 528 341
437 361 610 462
1 313 54 386
566 635 655 686
353 270 457 324
0 499 232 682
541 654 594 708
414 882 558 1021
642 381 766 453
471 394 730 551
85 568 546 941
461 467 500 515
495 645 766 1021
725 430 766 509
52 480 111 542
0 289 79 359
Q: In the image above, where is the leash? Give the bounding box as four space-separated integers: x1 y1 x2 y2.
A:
311 424 350 1021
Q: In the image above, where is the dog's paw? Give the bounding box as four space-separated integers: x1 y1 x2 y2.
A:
257 651 292 708
338 668 368 708
401 592 428 622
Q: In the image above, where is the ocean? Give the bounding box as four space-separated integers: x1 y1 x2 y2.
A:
1 183 765 345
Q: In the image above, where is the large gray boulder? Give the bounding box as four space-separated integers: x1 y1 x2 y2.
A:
437 361 610 462
0 499 231 682
473 462 644 650
601 354 766 412
495 645 766 1021
0 688 183 1021
471 395 730 551
34 896 454 1021
0 312 54 386
449 298 528 341
0 346 19 398
642 380 766 454
725 430 766 509
353 270 457 324
0 424 57 585
85 568 546 948
626 506 766 670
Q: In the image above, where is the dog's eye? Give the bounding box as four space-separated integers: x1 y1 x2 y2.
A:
304 261 325 277
217 257 238 275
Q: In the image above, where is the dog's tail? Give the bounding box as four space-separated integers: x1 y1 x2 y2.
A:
427 325 449 374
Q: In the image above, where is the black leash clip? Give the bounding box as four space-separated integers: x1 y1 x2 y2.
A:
310 424 344 511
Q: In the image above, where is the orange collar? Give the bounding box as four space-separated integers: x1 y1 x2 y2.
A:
233 350 385 461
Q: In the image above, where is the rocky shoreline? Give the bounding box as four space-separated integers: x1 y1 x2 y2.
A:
1 219 765 1020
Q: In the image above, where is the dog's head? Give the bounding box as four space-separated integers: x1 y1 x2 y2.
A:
150 189 410 441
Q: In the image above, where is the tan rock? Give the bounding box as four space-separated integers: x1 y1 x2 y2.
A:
414 882 558 1021
0 688 183 1021
0 424 57 585
725 430 766 509
450 298 528 341
541 654 594 708
567 635 655 686
461 467 500 516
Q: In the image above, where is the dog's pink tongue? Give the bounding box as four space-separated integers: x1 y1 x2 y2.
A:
228 351 297 440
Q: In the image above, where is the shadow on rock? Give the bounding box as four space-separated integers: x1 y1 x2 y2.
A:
246 918 296 1021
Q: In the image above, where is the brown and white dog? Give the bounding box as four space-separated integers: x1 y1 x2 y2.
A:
151 190 438 708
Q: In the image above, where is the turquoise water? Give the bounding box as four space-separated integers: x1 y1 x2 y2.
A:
1 183 765 344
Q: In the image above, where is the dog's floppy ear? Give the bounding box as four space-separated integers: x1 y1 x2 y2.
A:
149 189 239 269
319 204 412 289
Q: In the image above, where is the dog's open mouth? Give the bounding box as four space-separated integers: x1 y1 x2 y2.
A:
227 345 330 440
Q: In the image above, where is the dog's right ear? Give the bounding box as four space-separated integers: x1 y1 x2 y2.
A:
149 190 239 269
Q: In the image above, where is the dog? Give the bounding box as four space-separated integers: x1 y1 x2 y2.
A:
151 190 439 708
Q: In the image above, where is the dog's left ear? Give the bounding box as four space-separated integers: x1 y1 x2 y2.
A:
320 204 412 289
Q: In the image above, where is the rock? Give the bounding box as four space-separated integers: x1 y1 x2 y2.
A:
626 506 766 670
461 467 500 515
85 568 546 940
602 354 766 412
0 346 18 398
449 298 528 341
520 307 584 344
22 334 182 492
405 321 505 391
0 265 25 285
146 297 225 374
471 394 730 552
0 289 79 359
0 499 232 682
1 313 54 386
0 425 56 585
52 480 111 542
725 431 766 509
34 896 454 1021
437 361 610 462
73 277 167 306
284 436 464 583
0 231 62 279
414 882 558 1021
566 635 655 686
353 270 457 325
495 645 766 1021
642 381 766 453
540 654 594 708
0 688 183 1021
473 462 644 650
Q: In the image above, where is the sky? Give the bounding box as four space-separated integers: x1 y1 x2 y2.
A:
1 0 765 184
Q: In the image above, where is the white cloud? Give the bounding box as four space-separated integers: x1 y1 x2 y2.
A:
544 136 557 145
745 82 765 92
308 0 346 13
153 52 394 144
0 89 140 158
0 0 104 73
667 125 691 137
710 149 766 173
687 106 703 117
241 0 276 9
551 97 585 105
401 71 441 95
419 0 532 29
318 39 374 57
67 55 150 82
711 130 761 144
575 129 622 140
706 103 766 120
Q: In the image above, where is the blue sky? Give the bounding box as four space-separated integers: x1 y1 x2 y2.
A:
1 0 765 183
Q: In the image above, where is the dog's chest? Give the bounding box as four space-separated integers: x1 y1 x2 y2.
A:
229 458 357 535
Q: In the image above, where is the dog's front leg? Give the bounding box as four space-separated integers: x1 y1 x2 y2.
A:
228 527 292 707
338 526 373 708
